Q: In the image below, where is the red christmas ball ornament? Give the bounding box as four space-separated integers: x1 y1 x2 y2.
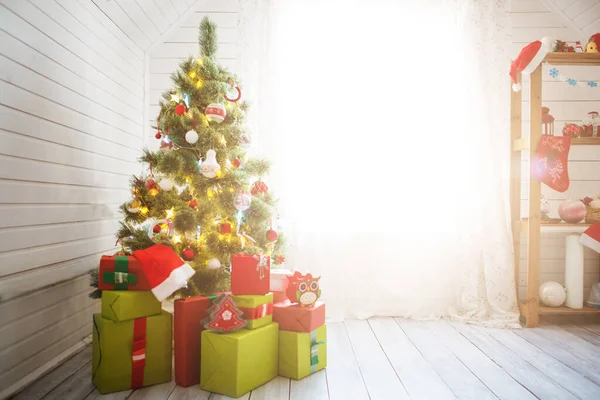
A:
231 158 241 168
175 103 186 115
153 225 162 233
155 132 162 139
266 228 278 242
189 199 198 208
182 248 195 261
251 180 268 196
146 178 157 190
558 200 587 223
219 222 232 234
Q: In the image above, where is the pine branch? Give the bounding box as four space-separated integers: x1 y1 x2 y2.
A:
199 17 218 58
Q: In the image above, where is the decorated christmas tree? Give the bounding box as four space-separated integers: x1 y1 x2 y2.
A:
97 18 286 297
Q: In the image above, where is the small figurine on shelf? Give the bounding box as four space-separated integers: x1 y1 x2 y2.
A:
542 107 555 135
585 33 600 53
582 111 600 137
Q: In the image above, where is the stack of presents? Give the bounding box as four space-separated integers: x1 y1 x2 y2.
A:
91 245 327 398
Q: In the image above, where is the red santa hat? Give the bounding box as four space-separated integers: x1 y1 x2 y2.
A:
133 244 195 301
510 37 553 92
579 224 600 254
590 33 600 46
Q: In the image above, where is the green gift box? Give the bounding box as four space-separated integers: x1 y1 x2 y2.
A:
101 291 161 322
278 324 327 380
200 322 279 398
230 293 273 330
92 311 172 394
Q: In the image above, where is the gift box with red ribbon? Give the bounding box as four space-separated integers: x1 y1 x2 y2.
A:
231 254 270 295
98 255 152 291
273 300 326 333
230 293 274 330
92 311 172 394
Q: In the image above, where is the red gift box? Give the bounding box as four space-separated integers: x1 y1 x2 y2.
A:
174 296 212 387
231 254 270 295
273 291 288 303
273 300 326 333
98 255 151 291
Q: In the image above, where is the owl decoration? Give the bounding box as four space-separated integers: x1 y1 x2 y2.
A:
286 271 321 307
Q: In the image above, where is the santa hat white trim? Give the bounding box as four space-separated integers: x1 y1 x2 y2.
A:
151 262 195 302
580 230 600 254
520 37 552 75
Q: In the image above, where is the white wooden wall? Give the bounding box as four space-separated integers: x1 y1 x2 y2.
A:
147 0 240 148
542 0 600 38
512 0 600 300
0 0 145 394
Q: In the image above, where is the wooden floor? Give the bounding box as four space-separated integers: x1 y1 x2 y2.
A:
11 317 600 400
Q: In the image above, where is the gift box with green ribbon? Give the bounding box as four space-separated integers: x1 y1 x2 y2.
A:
98 255 152 291
92 311 172 394
200 322 279 397
101 291 162 322
278 324 327 380
230 293 273 330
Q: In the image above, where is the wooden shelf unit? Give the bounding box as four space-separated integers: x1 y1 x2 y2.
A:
509 52 600 328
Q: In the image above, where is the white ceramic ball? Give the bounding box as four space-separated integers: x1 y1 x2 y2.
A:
205 103 226 123
207 258 221 269
185 129 199 144
539 281 566 307
158 178 174 191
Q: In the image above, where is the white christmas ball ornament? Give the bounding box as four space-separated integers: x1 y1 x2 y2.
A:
158 178 174 191
233 192 252 212
207 258 221 269
205 103 226 123
201 149 220 178
185 129 199 144
539 281 566 307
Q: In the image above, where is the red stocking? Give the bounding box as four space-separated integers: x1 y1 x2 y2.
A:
531 135 571 192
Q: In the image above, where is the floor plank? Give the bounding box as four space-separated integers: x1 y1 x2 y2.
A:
425 320 535 400
560 324 600 347
344 319 409 400
42 361 96 400
487 326 600 399
128 379 176 400
166 384 211 400
208 393 249 400
368 318 456 400
13 346 92 400
250 376 290 400
515 327 600 384
397 319 496 400
83 388 131 400
290 370 328 400
324 322 369 400
454 323 578 400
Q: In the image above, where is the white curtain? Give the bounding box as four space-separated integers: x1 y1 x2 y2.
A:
238 0 521 328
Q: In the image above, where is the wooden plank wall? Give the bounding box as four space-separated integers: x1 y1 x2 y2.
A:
512 0 600 300
147 0 241 149
0 0 146 392
542 0 600 38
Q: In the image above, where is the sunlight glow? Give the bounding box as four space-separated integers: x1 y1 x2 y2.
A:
267 2 487 236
